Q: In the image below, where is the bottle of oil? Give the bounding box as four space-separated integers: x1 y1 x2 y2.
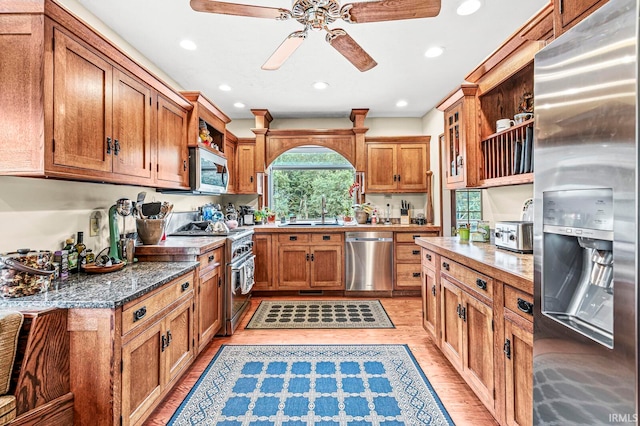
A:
75 232 86 267
65 238 78 273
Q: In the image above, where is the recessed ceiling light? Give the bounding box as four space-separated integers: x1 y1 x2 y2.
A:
425 46 444 58
456 0 482 16
233 102 246 109
179 39 197 51
396 100 408 108
313 81 329 90
218 84 232 91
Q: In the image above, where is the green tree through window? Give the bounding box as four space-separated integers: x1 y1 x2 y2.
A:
269 146 355 220
455 189 482 228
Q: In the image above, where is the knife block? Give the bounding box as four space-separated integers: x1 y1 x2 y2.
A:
400 209 410 225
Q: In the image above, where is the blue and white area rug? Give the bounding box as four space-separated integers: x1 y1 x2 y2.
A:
169 344 455 425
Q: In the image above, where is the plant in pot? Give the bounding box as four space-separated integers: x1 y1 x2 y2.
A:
343 206 353 223
254 209 266 225
265 207 276 223
353 203 374 224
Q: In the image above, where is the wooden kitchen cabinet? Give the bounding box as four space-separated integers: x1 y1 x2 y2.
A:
421 248 440 343
181 91 229 150
554 0 608 36
253 234 274 290
0 2 193 189
156 94 189 188
437 85 480 189
365 138 430 193
395 231 439 292
276 233 344 290
225 131 238 193
196 247 223 353
236 140 257 193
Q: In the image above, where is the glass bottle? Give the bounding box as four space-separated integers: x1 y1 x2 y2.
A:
65 238 78 273
75 232 86 267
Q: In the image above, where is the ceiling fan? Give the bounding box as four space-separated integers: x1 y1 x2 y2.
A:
190 0 441 72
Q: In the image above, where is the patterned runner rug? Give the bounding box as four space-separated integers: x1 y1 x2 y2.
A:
245 300 394 329
168 344 455 425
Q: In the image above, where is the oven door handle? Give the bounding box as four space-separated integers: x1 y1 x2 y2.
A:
229 254 256 271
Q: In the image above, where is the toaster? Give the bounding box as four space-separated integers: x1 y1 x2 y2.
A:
494 221 533 253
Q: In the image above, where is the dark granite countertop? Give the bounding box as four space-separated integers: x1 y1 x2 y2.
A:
415 236 533 294
0 261 198 309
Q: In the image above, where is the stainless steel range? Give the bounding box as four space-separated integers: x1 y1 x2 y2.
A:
170 223 255 335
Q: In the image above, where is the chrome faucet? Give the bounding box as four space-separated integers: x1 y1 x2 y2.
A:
321 194 327 224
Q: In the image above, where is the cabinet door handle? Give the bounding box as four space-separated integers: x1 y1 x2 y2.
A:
456 304 461 318
442 262 450 271
208 254 215 261
517 298 534 315
460 306 466 322
113 139 120 155
161 334 167 352
306 253 310 261
431 285 436 296
426 253 432 261
133 306 146 322
181 281 190 292
183 160 187 171
322 235 330 241
106 137 112 154
289 236 297 241
166 330 172 345
218 277 222 287
504 338 511 359
311 253 315 261
393 174 397 182
412 250 420 255
250 175 253 183
412 272 421 278
397 174 401 182
412 235 420 239
476 278 487 291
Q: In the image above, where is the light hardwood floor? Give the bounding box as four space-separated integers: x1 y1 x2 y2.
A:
144 295 498 425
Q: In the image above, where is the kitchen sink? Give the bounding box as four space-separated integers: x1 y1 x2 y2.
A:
277 222 344 227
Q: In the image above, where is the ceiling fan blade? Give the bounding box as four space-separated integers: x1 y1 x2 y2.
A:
190 0 291 20
341 0 441 24
326 29 377 72
262 31 306 70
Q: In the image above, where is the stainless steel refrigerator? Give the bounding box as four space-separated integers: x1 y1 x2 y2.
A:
533 0 638 424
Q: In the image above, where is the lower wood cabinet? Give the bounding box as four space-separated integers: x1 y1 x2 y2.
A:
276 233 344 290
253 234 274 290
421 265 439 341
68 271 195 426
196 248 223 353
395 231 440 291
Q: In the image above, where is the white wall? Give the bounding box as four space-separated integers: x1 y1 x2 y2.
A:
482 184 533 226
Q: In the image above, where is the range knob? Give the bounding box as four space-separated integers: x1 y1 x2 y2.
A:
509 234 516 241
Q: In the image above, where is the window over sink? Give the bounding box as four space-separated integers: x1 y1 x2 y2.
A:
269 146 355 220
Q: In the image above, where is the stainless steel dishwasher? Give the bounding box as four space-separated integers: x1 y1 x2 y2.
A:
345 231 394 291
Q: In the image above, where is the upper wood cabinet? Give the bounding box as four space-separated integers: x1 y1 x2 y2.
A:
554 0 609 36
236 140 257 194
225 131 237 194
181 91 229 153
0 1 193 189
365 137 430 193
437 85 480 189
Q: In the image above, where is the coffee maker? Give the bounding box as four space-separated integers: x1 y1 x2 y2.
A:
239 205 255 226
541 188 614 348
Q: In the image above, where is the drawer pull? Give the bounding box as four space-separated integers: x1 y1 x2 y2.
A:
323 235 330 241
517 298 534 315
412 250 420 255
412 272 421 278
208 254 215 262
426 253 432 261
476 278 487 291
290 236 298 241
442 262 450 271
181 281 190 292
133 307 146 322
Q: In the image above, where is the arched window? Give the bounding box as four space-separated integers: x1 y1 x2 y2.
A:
269 146 355 220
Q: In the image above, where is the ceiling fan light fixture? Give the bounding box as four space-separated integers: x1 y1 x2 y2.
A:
313 81 329 90
233 102 246 109
456 0 482 16
179 39 197 51
424 46 444 58
396 100 408 107
218 84 232 91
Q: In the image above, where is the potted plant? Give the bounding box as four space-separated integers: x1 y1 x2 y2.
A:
265 207 276 223
353 203 374 224
343 206 353 223
254 209 266 224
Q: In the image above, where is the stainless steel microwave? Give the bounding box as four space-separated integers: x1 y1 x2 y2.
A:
188 147 228 194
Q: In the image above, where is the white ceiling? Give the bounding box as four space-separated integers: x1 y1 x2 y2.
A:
74 0 548 120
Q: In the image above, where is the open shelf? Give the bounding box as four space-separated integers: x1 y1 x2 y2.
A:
480 119 534 186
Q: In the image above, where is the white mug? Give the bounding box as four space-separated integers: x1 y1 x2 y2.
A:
514 112 533 124
496 118 515 132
